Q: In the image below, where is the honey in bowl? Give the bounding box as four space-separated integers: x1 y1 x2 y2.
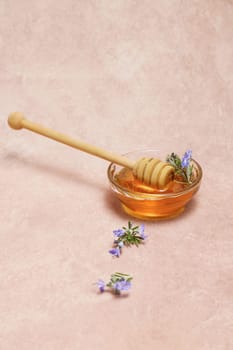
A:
115 167 189 194
107 150 202 220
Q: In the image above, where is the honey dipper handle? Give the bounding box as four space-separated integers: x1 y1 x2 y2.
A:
8 112 135 168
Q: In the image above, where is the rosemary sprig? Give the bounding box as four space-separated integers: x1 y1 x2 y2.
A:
166 150 193 183
109 221 148 257
96 272 133 294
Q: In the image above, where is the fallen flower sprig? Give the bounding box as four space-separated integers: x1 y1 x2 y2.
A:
166 149 193 183
109 221 148 258
96 272 133 295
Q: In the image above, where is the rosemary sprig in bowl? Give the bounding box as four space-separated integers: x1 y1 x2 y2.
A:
166 150 193 183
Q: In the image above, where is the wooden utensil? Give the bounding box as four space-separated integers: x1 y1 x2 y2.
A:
8 112 174 189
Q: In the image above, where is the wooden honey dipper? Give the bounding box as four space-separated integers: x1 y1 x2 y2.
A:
8 112 175 189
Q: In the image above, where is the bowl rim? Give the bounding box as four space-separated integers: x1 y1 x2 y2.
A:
107 149 202 199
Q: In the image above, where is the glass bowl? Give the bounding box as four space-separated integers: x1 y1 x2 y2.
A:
107 149 202 220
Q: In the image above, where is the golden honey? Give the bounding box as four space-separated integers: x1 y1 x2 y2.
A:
108 158 202 220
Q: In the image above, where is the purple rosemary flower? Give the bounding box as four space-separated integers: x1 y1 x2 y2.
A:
96 279 105 293
139 224 148 240
181 150 192 168
109 247 121 257
113 280 132 292
113 229 124 238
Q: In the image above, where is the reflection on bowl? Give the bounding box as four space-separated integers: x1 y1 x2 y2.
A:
107 150 202 220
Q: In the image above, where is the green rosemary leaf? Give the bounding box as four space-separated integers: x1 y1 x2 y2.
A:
186 164 193 182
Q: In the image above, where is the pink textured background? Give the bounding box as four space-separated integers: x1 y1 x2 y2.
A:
1 1 233 349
